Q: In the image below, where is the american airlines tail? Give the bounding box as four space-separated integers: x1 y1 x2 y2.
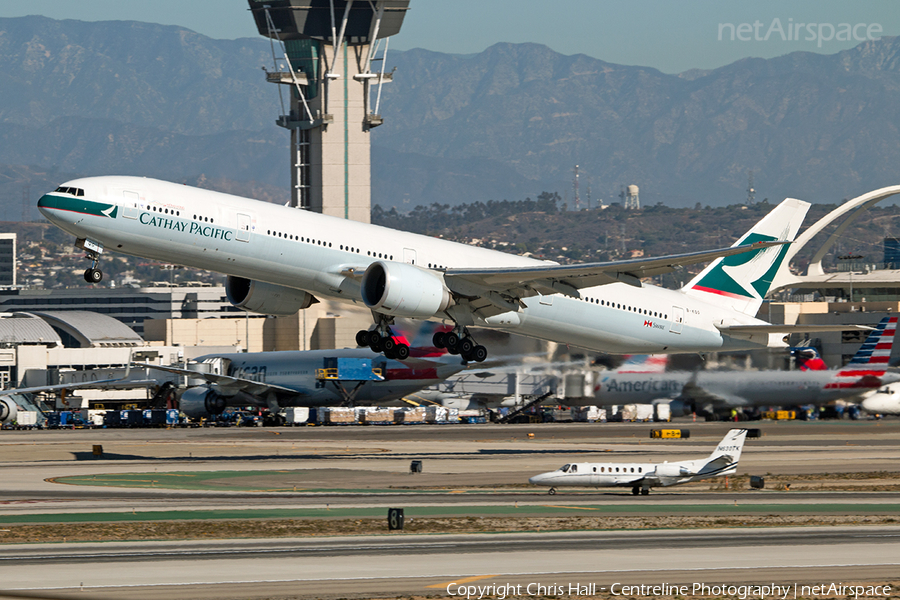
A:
681 199 810 317
843 316 897 369
616 354 669 373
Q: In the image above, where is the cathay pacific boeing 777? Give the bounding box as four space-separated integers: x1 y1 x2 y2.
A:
38 177 855 362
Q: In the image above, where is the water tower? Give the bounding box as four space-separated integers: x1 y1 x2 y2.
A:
619 184 640 209
248 0 410 223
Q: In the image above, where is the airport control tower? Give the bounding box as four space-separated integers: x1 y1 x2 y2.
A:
248 0 409 223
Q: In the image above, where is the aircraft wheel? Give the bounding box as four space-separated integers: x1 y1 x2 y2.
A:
367 330 383 352
382 337 397 354
458 337 475 355
641 488 650 495
631 486 640 496
444 332 460 351
460 348 474 363
548 487 556 495
84 268 103 283
432 331 446 349
356 330 370 347
383 346 397 359
472 345 488 362
395 344 410 360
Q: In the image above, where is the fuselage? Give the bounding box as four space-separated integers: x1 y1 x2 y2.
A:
528 456 736 489
860 384 900 415
39 176 781 355
593 369 896 408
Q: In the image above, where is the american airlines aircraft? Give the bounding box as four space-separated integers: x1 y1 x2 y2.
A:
529 428 748 496
38 177 850 362
587 316 899 417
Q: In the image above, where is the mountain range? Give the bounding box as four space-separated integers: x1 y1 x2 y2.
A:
1 15 900 216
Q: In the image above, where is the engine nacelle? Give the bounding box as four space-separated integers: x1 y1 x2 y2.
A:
225 276 317 317
179 386 228 419
655 462 691 478
360 261 452 318
0 397 17 425
667 399 696 418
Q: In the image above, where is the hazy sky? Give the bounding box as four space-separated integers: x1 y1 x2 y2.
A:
1 1 898 73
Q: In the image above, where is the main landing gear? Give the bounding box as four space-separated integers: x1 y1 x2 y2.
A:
432 328 487 363
632 486 650 496
356 315 411 361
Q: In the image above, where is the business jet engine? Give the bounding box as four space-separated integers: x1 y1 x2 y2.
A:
226 276 317 317
179 387 228 419
360 261 452 319
0 397 17 425
667 399 696 418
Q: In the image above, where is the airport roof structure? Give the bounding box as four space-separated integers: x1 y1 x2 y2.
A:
0 313 62 347
24 311 144 348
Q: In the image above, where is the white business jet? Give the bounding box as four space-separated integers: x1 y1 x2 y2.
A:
529 428 749 496
38 177 843 363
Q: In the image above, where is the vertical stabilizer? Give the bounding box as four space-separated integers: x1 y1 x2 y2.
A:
843 316 897 369
682 199 809 316
707 428 748 466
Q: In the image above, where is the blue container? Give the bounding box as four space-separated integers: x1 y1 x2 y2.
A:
166 409 180 425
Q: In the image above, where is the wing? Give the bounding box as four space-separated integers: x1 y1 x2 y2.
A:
134 363 298 397
443 241 786 310
0 378 157 396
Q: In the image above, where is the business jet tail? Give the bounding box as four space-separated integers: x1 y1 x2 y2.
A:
703 429 749 475
682 198 809 316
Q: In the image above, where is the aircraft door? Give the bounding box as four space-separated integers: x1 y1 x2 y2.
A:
403 248 417 265
590 465 600 485
670 306 684 334
122 190 140 219
236 213 252 242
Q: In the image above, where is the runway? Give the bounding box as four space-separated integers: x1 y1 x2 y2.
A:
1 527 899 599
0 420 898 599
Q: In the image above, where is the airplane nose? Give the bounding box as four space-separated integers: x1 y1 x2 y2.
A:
528 473 548 485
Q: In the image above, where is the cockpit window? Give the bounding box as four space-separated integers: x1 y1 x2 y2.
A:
570 464 578 473
560 464 571 473
54 186 84 197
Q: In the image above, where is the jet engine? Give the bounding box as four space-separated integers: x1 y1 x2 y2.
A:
360 261 452 319
225 276 317 317
654 463 692 478
0 397 17 425
179 387 228 419
667 399 696 418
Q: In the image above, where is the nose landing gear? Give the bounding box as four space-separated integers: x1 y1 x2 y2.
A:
76 238 104 283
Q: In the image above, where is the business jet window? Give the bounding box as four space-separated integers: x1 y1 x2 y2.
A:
638 467 642 473
560 464 571 473
570 465 577 473
592 467 597 473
